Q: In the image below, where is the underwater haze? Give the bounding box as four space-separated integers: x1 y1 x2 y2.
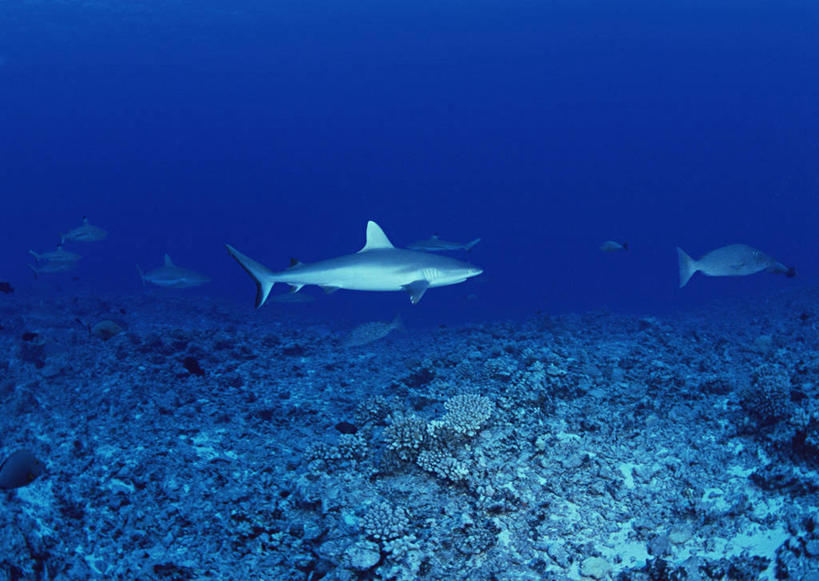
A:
4 1 819 580
2 0 817 321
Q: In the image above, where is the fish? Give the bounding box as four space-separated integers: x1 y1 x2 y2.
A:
29 245 82 264
343 315 403 348
600 241 629 252
61 216 107 243
677 244 796 288
0 450 45 489
226 221 483 307
137 254 211 288
28 261 78 278
0 282 13 294
407 234 481 252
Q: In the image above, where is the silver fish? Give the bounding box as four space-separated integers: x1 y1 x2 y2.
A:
407 234 481 252
138 254 211 288
29 245 82 264
61 216 107 243
677 244 796 287
600 241 628 252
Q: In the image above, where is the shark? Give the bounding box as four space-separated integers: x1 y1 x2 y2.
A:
61 216 107 243
226 221 483 307
407 233 481 252
138 254 211 288
29 245 82 264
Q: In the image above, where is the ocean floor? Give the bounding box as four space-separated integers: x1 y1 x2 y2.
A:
2 289 819 580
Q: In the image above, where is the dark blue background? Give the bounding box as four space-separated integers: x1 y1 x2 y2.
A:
2 0 816 324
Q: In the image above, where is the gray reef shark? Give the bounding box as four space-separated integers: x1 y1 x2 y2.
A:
407 233 481 252
226 221 483 307
138 254 211 288
677 244 796 288
29 245 82 264
61 216 107 243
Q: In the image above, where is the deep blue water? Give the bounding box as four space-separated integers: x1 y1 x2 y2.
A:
2 0 817 324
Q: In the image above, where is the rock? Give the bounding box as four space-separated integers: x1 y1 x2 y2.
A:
580 556 611 579
805 539 819 557
345 540 380 571
547 543 570 568
668 524 693 544
648 534 671 556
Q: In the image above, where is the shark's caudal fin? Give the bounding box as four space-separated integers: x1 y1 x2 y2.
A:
359 221 395 252
225 244 278 308
677 247 698 288
464 238 481 251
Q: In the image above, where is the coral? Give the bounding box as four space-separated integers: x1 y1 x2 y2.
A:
416 450 469 482
354 395 394 426
440 394 494 438
362 502 411 542
383 415 429 461
741 364 793 426
306 433 368 464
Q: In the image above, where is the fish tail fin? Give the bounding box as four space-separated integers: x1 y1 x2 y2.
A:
27 264 39 279
465 238 481 251
136 264 145 286
391 314 405 332
676 247 697 288
225 244 278 308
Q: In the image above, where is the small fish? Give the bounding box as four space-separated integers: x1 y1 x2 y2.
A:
138 254 211 288
677 244 796 288
343 315 403 348
0 281 13 294
61 216 107 243
29 245 82 264
407 234 481 252
0 450 45 489
600 241 629 252
28 261 78 278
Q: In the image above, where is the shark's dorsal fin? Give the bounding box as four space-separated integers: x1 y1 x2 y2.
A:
164 254 174 267
289 257 302 268
359 221 394 252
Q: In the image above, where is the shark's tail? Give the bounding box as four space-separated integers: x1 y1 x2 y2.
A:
676 247 698 288
225 244 278 308
464 238 481 252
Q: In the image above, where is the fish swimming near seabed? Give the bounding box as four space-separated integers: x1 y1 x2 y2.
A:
61 216 107 243
600 241 628 252
677 244 796 288
343 315 404 348
0 450 45 489
28 260 78 278
138 254 211 288
407 234 481 252
226 221 483 306
29 245 82 264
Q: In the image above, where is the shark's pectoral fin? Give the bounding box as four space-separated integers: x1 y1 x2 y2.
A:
321 285 340 294
289 284 304 293
403 280 430 304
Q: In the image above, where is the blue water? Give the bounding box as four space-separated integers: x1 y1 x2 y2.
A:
2 0 817 323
